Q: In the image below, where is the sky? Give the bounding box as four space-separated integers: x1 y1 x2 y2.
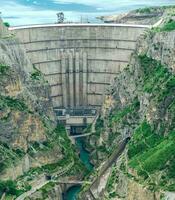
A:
1 0 175 26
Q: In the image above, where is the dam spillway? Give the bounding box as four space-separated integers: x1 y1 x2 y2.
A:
10 24 149 127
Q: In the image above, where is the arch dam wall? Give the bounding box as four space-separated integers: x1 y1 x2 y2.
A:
10 24 149 127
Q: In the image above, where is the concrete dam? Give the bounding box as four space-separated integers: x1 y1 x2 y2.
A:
10 24 149 128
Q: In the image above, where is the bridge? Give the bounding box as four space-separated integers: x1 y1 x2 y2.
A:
9 23 150 127
70 132 92 138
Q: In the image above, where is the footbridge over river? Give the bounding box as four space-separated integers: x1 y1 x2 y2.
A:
10 23 150 128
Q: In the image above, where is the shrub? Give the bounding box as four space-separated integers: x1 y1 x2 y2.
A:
0 96 28 111
166 156 175 179
0 64 10 75
0 180 22 196
136 7 151 14
0 162 6 172
13 148 25 157
95 117 104 130
31 67 42 80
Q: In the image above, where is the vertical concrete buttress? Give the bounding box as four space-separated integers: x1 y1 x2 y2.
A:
68 50 74 108
75 52 80 107
61 51 68 108
83 52 88 106
65 53 70 107
79 51 83 106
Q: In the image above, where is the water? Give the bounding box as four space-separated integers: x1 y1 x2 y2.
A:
63 185 81 200
63 137 93 200
75 138 94 171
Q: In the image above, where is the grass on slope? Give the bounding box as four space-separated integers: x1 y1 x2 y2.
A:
127 55 175 190
0 96 28 111
139 55 175 102
109 99 140 125
153 19 175 32
129 122 175 174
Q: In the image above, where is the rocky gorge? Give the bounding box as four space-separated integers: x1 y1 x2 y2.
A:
0 5 175 200
0 19 86 200
79 8 175 200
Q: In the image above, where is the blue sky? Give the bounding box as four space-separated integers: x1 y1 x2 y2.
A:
1 0 175 25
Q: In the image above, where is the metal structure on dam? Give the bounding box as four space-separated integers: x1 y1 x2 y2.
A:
10 23 149 128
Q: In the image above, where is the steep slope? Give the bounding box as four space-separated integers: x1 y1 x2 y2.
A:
0 21 85 199
80 17 175 200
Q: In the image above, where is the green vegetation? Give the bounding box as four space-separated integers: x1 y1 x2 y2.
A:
18 124 87 182
109 99 140 125
128 120 175 189
130 132 175 176
52 125 87 176
30 66 42 80
0 141 25 173
106 167 118 198
136 7 152 14
0 96 28 111
153 19 175 32
0 180 22 196
122 55 175 191
128 121 162 159
40 182 56 199
0 64 10 75
136 5 175 14
139 56 175 136
95 117 104 137
83 124 92 133
139 55 175 102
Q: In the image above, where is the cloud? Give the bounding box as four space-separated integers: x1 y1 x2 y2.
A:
1 0 174 25
1 1 56 25
0 1 108 25
53 0 174 11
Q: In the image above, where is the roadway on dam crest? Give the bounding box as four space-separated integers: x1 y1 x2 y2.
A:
9 23 151 30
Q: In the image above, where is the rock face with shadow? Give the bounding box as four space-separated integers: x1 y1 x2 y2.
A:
80 14 175 200
0 20 85 200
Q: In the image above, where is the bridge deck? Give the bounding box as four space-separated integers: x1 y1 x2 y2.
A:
70 132 92 138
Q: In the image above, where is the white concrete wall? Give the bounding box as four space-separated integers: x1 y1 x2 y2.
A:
12 24 147 109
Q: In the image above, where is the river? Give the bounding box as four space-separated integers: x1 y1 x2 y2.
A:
63 137 93 200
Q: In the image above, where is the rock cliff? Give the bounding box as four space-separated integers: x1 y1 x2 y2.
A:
81 14 175 200
0 20 85 199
